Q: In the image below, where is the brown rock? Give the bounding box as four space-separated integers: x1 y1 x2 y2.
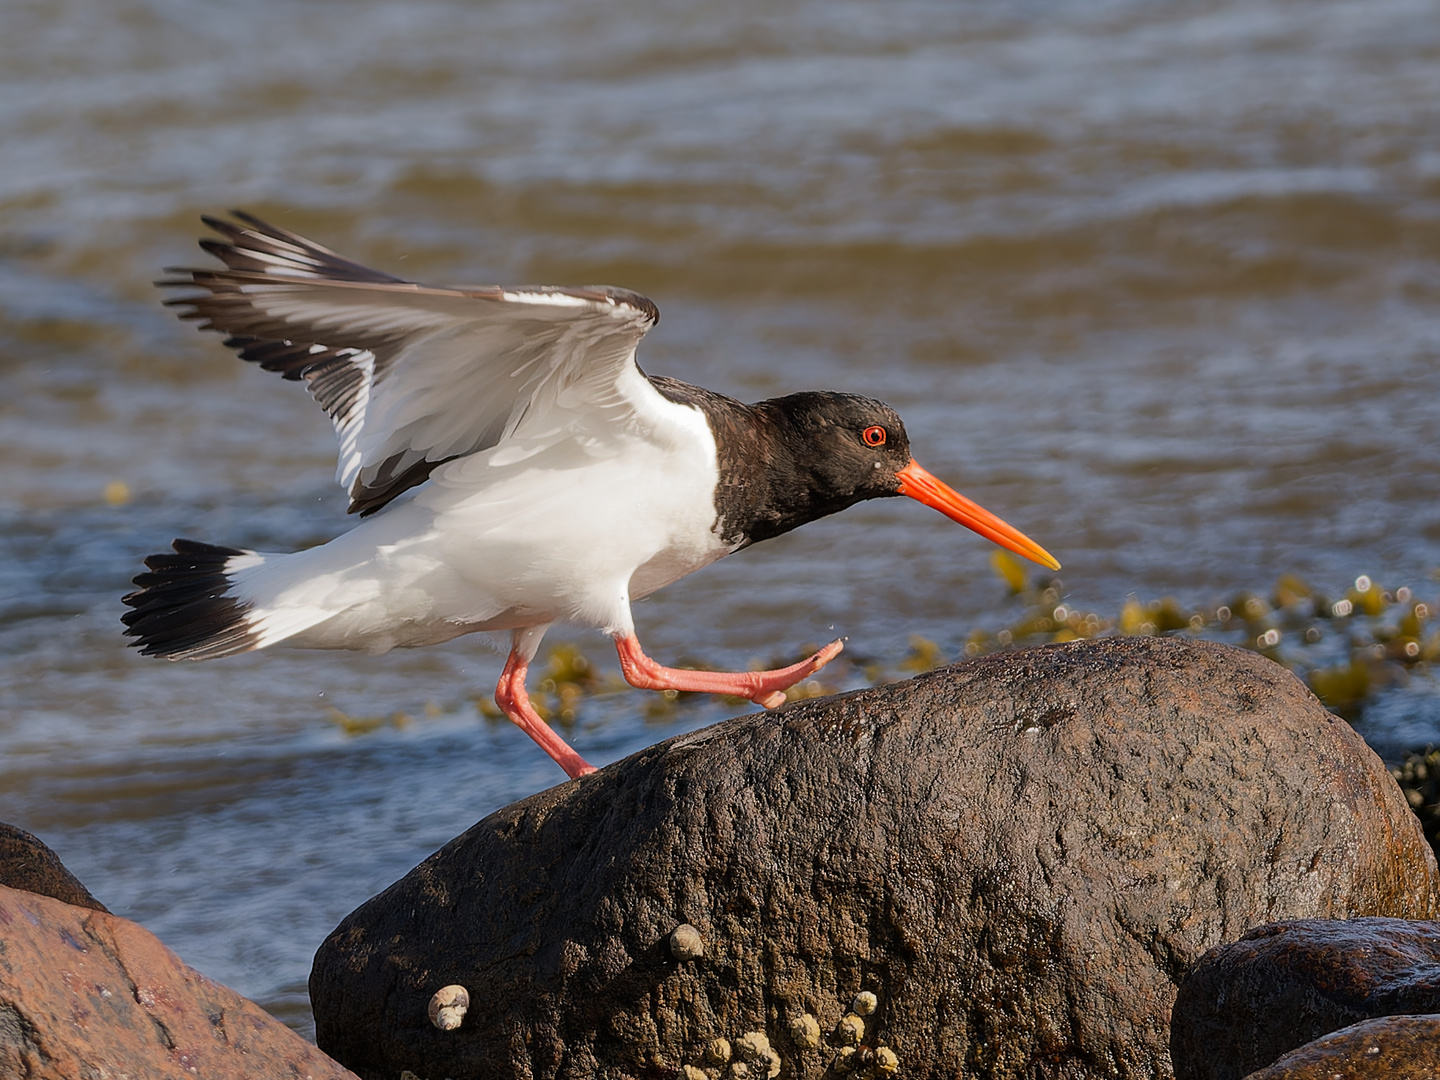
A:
1171 918 1440 1080
0 883 359 1080
309 637 1438 1080
1392 748 1440 862
0 823 108 912
1241 1013 1440 1079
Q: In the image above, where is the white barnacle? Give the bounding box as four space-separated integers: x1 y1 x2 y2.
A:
788 1013 821 1049
834 1013 864 1046
851 990 878 1016
734 1031 772 1061
682 1066 709 1080
704 1037 732 1065
874 1046 900 1075
427 984 469 1031
669 923 705 961
833 1046 858 1074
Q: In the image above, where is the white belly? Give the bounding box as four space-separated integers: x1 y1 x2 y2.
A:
431 426 733 633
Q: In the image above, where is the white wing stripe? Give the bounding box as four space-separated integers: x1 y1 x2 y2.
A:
500 290 595 308
334 350 375 490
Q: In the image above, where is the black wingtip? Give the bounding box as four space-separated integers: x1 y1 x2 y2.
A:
122 539 260 660
229 208 271 230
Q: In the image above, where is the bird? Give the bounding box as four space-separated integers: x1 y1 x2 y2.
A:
123 211 1060 780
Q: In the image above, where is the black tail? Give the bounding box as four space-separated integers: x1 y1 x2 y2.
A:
122 539 260 660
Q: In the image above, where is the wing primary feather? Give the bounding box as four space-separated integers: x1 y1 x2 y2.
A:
158 212 662 518
196 211 410 284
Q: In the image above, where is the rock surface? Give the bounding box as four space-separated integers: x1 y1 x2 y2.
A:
310 637 1439 1080
0 882 359 1080
1171 918 1440 1080
0 823 108 912
1240 1013 1440 1079
1392 748 1440 862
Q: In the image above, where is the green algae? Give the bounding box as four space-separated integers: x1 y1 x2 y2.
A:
961 554 1438 723
468 561 1437 732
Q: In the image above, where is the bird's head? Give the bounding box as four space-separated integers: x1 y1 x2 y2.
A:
764 391 1060 571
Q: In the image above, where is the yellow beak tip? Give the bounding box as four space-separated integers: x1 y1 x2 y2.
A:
1023 548 1061 572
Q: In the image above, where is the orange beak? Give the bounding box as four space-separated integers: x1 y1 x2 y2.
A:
896 459 1061 571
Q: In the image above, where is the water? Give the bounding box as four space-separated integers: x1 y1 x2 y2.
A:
2 0 1439 1039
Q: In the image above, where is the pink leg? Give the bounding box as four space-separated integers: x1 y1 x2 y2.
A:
494 634 596 779
614 633 843 709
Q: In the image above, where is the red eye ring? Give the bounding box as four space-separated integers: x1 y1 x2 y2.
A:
863 425 887 447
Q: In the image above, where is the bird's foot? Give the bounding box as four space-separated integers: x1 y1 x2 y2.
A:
614 634 843 707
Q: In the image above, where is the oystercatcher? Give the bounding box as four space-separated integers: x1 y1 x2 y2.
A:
123 212 1060 779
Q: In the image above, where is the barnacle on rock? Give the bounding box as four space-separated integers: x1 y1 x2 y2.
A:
669 923 705 961
873 1046 900 1075
788 1013 821 1049
427 984 469 1031
834 1013 865 1046
734 1031 772 1061
851 990 878 1016
704 1037 732 1065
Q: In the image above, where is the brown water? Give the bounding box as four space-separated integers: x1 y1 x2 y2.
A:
2 0 1439 1037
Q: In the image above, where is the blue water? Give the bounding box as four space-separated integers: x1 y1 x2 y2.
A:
2 0 1438 1037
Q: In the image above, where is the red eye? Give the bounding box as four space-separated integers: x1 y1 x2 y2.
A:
863 425 887 447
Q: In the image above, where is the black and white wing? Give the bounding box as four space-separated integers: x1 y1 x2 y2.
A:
160 211 661 515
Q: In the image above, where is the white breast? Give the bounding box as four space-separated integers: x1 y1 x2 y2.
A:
422 367 733 635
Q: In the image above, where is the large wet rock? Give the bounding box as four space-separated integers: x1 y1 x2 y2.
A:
1241 1014 1440 1079
0 882 359 1080
1171 918 1440 1080
310 637 1438 1080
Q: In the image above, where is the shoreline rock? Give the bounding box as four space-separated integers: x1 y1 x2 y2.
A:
1390 747 1440 862
310 636 1438 1080
0 881 361 1080
1171 918 1440 1080
0 823 109 913
1240 1013 1440 1079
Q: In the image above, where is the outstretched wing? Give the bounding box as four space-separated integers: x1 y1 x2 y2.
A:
160 211 660 516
